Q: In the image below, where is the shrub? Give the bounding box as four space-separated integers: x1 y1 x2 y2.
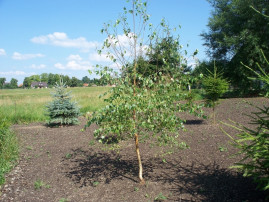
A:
46 80 80 126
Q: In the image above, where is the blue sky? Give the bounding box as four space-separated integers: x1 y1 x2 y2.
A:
0 0 211 84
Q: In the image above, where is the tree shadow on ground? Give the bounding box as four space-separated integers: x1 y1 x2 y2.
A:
62 148 267 201
185 119 204 125
154 160 267 201
62 148 155 187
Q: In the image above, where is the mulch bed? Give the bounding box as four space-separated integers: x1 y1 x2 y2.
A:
0 97 268 201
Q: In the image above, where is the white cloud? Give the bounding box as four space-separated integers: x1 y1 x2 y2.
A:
54 63 65 70
55 61 91 71
67 54 82 61
0 71 27 76
31 32 99 52
0 49 6 56
12 52 45 60
89 52 111 62
55 55 92 71
30 64 46 69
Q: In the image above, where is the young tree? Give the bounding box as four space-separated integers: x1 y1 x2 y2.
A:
86 0 203 184
202 62 229 124
46 79 80 126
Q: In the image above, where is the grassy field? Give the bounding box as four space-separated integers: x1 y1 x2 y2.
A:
0 87 110 124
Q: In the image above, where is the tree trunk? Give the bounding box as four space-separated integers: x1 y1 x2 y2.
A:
213 106 216 124
135 133 145 184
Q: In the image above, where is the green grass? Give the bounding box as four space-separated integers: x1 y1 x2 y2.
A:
0 86 110 124
0 119 19 185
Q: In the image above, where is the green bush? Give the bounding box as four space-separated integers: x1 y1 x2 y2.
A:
0 119 18 185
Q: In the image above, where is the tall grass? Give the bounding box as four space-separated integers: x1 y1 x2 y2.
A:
0 87 110 124
0 119 18 185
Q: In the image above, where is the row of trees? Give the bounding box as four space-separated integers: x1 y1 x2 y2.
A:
0 74 112 89
0 78 18 89
21 74 108 88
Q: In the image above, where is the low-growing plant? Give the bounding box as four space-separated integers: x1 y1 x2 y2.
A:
34 179 50 190
218 145 228 152
202 61 229 124
92 181 100 187
59 198 69 202
154 192 167 201
65 153 72 159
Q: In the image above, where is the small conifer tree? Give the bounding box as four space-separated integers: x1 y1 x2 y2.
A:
202 62 229 124
46 79 80 126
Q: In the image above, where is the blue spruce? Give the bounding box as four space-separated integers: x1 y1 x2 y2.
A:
46 79 80 126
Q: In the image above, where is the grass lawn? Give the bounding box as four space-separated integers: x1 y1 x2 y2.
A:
0 87 110 124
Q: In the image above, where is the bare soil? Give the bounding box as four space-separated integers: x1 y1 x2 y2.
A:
0 97 268 202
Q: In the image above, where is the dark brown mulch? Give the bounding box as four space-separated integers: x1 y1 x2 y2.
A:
0 97 268 202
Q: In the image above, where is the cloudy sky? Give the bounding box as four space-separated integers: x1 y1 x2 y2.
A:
0 0 211 84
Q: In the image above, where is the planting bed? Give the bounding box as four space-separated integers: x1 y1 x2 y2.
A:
0 97 268 201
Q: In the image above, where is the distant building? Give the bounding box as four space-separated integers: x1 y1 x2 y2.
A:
83 83 89 87
31 82 48 88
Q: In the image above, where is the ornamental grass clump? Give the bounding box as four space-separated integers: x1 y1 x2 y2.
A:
46 79 80 127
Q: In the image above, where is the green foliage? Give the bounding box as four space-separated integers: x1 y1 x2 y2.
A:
46 80 80 126
0 77 6 89
222 103 269 192
202 63 229 107
87 73 203 145
0 119 18 185
202 62 229 123
86 0 204 183
241 50 269 97
222 51 269 193
202 0 269 94
34 179 50 190
154 192 167 201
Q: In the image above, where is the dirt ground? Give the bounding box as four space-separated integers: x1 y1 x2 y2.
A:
0 97 268 202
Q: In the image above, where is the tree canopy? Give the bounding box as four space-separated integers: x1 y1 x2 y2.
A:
201 0 269 93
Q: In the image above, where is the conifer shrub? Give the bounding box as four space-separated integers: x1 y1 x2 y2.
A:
222 50 269 194
202 62 229 124
46 80 80 126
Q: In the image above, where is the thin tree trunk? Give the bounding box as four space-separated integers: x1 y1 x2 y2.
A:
213 106 216 124
135 133 145 184
131 0 144 184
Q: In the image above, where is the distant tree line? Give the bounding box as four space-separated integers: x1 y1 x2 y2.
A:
22 73 111 88
0 73 111 89
0 77 18 89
